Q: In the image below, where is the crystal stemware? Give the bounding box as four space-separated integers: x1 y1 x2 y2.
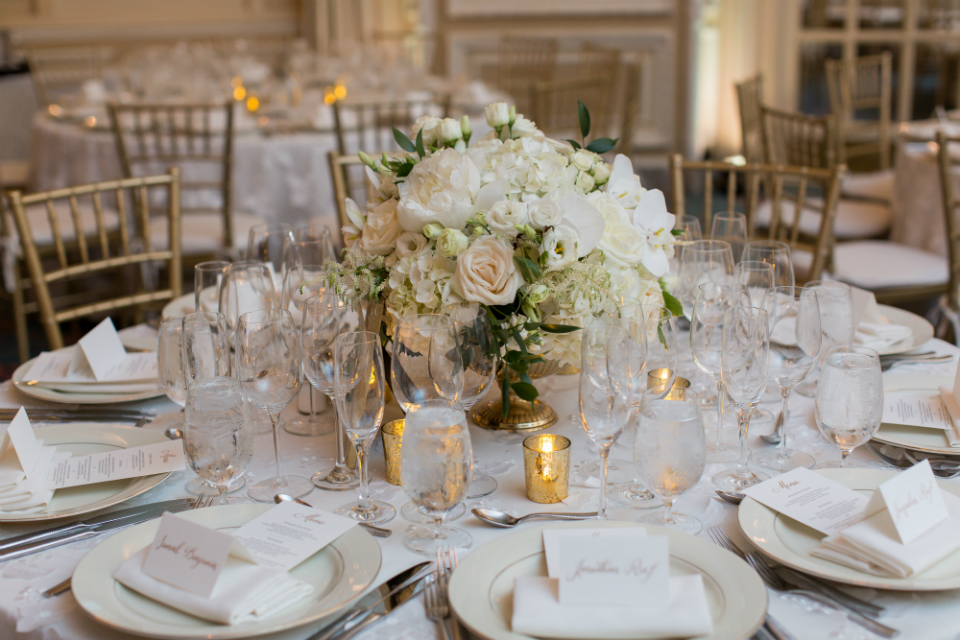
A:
734 260 775 308
246 222 295 290
158 318 187 425
815 346 883 468
795 280 855 398
194 260 230 313
710 211 748 263
676 239 736 319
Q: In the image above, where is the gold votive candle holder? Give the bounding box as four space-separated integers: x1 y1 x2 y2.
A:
522 434 571 503
647 369 690 400
381 419 404 486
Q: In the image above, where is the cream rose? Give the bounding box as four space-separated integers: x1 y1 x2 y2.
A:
397 148 481 233
486 200 529 236
452 236 523 305
485 102 510 129
571 150 597 172
411 116 442 146
439 118 463 144
359 198 403 256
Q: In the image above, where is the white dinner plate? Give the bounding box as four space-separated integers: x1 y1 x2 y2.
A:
739 468 960 590
13 350 165 405
162 292 195 319
0 424 174 523
872 374 960 456
72 504 382 639
868 305 935 355
449 521 767 640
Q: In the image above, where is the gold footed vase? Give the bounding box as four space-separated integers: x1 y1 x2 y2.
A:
469 360 564 432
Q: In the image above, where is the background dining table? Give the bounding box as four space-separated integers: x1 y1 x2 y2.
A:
2 326 960 640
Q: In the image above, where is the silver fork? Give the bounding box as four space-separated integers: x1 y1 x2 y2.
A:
423 574 452 640
437 546 461 640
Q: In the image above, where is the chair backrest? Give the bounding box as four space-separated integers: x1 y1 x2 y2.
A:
761 105 838 169
669 155 845 284
496 36 559 115
8 170 182 350
575 43 621 138
27 45 109 107
107 102 236 248
825 52 892 169
617 62 643 156
531 77 610 139
736 73 764 163
936 130 960 309
332 95 451 156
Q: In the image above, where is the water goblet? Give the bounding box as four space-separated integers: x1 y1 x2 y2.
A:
815 346 883 468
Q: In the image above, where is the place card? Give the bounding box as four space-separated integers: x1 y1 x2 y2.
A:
742 467 870 536
70 317 128 381
45 440 185 490
871 460 949 544
0 408 45 486
26 350 158 384
882 394 954 431
231 501 357 571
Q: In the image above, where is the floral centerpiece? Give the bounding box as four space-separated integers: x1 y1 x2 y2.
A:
327 100 681 418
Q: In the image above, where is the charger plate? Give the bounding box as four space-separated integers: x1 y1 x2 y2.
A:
448 520 766 640
873 374 960 456
13 349 164 405
738 468 960 590
0 424 173 523
72 504 382 639
869 305 934 356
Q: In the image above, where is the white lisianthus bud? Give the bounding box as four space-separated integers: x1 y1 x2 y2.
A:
454 139 466 153
526 284 550 305
358 150 377 170
508 105 517 126
514 223 537 239
423 222 445 238
436 228 469 257
461 115 472 143
439 117 463 144
485 102 510 129
571 150 597 172
576 170 596 192
522 301 539 323
591 161 611 185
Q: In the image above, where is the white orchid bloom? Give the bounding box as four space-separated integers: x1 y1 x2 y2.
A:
631 189 676 277
604 154 645 209
558 194 604 258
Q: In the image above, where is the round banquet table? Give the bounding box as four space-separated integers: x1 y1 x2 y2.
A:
3 329 960 640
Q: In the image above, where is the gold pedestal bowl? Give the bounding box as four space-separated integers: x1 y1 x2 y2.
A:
469 360 562 432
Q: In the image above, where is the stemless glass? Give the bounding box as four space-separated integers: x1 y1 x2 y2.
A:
752 287 822 473
334 331 395 524
676 240 735 320
158 318 187 422
741 240 795 287
712 306 771 491
815 346 883 468
580 315 631 520
301 293 363 490
184 377 253 505
635 389 707 534
194 260 230 312
710 211 748 262
690 282 750 463
247 222 295 289
236 308 311 502
796 280 855 398
734 260 775 308
400 400 474 554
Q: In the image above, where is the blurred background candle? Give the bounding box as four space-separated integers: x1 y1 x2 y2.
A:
381 419 404 486
523 434 570 503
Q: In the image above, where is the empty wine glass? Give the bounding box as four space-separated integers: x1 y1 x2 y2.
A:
194 261 230 313
635 389 706 534
734 260 775 308
712 306 771 491
236 308 311 502
711 211 748 262
690 282 750 463
752 287 821 473
815 346 883 468
677 240 735 320
158 318 187 423
247 222 295 290
741 240 795 287
400 400 473 554
219 260 278 348
670 216 702 275
333 331 395 524
796 280 855 398
184 377 253 505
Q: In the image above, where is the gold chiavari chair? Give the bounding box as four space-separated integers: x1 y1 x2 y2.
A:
494 36 559 116
937 131 960 339
108 101 264 260
27 45 110 108
332 94 451 156
826 52 892 171
616 62 643 157
328 150 410 239
576 43 621 134
669 155 845 284
735 73 764 163
8 170 182 351
531 77 609 139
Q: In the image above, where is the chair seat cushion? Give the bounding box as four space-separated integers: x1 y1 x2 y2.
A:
755 197 891 240
149 212 266 255
842 170 894 203
831 241 948 290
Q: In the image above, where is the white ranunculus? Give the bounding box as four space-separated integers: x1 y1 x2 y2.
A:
440 117 463 144
452 236 523 305
604 153 645 209
411 116 442 147
359 198 403 256
397 149 481 233
631 188 676 277
485 102 511 129
394 232 432 259
571 150 597 172
437 228 469 257
486 200 529 236
541 225 579 270
527 197 564 230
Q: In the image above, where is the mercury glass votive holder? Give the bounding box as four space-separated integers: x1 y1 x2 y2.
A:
647 368 690 399
381 419 404 486
522 434 571 504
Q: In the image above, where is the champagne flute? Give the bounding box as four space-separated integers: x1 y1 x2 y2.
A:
734 260 775 307
333 331 395 523
796 280 855 398
236 308 311 502
194 260 230 313
752 287 821 473
710 211 748 263
712 306 771 491
815 346 883 468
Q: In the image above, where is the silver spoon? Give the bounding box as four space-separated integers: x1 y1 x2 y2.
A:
759 411 785 445
472 507 597 528
273 494 392 538
715 490 745 505
165 427 183 440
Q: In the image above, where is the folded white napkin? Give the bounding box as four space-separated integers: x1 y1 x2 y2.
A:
0 447 71 513
113 548 314 625
812 492 960 578
855 320 913 351
936 385 960 447
511 575 713 639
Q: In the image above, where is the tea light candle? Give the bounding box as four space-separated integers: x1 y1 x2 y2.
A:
523 434 571 503
381 419 404 486
647 369 690 400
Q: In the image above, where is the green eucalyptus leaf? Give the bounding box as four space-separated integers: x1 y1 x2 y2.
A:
564 139 582 150
415 129 426 159
577 98 590 139
395 162 414 178
393 128 416 153
585 137 618 154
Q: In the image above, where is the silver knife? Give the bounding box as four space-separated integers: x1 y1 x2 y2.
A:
0 499 195 551
0 502 194 561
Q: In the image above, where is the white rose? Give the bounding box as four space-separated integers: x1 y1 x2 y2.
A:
394 232 432 259
452 236 523 305
437 228 469 257
486 200 529 236
527 198 564 230
397 148 481 233
485 102 510 129
411 115 442 146
359 198 403 256
571 150 597 172
576 170 596 193
592 162 611 185
439 117 462 144
541 225 579 270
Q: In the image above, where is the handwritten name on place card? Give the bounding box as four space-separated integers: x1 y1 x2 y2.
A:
142 512 235 598
875 460 949 544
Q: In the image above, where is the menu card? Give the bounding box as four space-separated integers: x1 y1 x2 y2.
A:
45 440 185 490
882 394 954 431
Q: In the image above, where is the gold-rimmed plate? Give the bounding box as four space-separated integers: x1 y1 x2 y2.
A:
873 374 960 456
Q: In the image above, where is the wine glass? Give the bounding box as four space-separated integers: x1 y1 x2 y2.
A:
635 389 707 534
158 318 187 424
690 282 750 463
301 293 363 490
741 240 795 287
333 331 395 524
580 315 631 520
235 308 311 502
219 260 278 348
815 346 883 468
194 260 230 313
183 377 253 505
400 400 474 554
734 260 775 307
247 222 295 290
796 280 855 398
670 216 702 275
752 287 821 473
712 306 771 491
676 240 735 320
710 211 748 263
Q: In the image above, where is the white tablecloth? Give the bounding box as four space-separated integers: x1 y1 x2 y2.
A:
3 335 960 640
